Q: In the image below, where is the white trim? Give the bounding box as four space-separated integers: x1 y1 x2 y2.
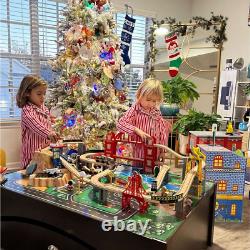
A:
6 161 21 170
113 4 156 18
0 120 20 128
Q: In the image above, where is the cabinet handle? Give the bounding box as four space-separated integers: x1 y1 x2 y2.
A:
48 245 59 250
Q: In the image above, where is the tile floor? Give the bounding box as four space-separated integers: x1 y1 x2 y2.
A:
208 184 250 250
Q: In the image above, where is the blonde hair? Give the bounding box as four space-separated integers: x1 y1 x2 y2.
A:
136 78 163 103
16 75 47 108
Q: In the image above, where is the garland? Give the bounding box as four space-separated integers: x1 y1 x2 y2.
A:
146 12 228 77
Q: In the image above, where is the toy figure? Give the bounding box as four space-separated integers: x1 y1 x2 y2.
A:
66 180 74 191
226 119 234 135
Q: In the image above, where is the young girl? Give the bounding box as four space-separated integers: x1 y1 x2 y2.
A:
117 78 172 160
16 75 59 169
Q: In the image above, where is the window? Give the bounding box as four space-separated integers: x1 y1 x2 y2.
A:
0 0 65 120
213 155 223 168
217 180 227 191
1 3 150 119
234 162 240 169
115 13 149 101
230 204 236 216
232 184 238 191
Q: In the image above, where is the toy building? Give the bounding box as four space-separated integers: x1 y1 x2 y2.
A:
189 131 243 153
199 144 246 221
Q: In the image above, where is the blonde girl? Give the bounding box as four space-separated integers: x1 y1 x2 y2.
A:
117 78 171 161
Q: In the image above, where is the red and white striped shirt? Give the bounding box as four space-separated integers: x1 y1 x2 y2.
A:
21 102 52 168
117 103 172 159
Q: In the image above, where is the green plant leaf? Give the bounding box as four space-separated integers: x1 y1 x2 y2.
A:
173 109 221 136
162 76 199 106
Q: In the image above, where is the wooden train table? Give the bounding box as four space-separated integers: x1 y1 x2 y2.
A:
1 170 216 250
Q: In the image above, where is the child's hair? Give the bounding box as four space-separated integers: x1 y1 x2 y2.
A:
16 75 47 108
136 78 163 102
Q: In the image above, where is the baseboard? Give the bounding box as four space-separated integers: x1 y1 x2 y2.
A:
6 162 21 171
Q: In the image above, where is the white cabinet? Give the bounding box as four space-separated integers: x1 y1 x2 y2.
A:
233 81 250 122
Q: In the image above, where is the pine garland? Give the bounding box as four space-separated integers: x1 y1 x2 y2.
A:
146 12 228 77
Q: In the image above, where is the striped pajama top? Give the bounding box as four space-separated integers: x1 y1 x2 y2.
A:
117 103 172 160
21 102 52 168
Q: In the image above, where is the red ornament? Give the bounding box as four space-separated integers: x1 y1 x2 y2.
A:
118 92 126 103
70 75 80 86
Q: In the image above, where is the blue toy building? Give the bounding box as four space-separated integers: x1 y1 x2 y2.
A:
198 144 246 222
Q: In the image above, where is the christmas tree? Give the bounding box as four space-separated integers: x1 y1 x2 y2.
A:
48 0 128 149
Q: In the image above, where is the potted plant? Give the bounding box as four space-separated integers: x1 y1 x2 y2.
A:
160 76 200 116
243 84 250 100
173 109 221 154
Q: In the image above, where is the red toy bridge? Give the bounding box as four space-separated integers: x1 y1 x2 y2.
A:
122 171 148 213
104 132 157 173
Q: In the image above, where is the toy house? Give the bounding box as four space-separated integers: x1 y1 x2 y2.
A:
198 144 246 221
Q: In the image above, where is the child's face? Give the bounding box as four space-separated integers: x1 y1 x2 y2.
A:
139 94 161 110
28 85 47 107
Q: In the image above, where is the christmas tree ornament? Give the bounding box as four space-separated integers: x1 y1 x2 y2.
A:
70 75 81 87
103 65 113 79
102 2 110 12
64 108 77 128
64 82 72 94
117 144 126 156
114 78 123 91
165 33 182 77
118 92 126 103
92 83 100 96
79 46 93 60
120 14 136 65
84 0 94 9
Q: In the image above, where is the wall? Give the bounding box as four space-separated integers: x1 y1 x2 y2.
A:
0 122 21 169
112 0 192 19
191 0 250 69
155 71 214 114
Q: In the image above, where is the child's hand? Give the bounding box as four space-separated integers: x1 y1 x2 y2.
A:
134 128 151 143
50 115 56 124
48 132 60 143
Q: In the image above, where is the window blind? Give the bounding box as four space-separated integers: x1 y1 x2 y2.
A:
0 0 65 120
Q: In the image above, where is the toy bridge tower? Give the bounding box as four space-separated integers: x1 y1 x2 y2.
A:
104 132 157 173
122 171 148 213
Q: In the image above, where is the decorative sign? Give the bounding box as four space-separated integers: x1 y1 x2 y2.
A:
151 193 183 203
217 70 237 119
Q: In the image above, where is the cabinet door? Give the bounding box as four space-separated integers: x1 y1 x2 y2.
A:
214 138 225 147
226 139 242 150
1 220 93 250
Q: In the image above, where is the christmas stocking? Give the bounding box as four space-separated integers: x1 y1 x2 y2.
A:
120 14 136 65
165 33 182 77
